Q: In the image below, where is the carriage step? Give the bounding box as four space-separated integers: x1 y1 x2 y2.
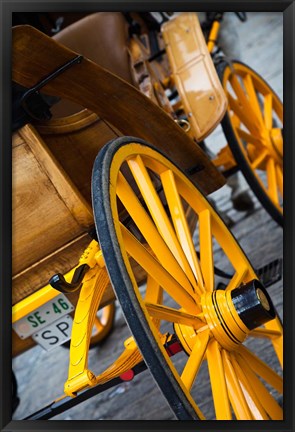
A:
255 258 282 288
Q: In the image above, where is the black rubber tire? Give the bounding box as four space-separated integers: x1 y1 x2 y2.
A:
92 136 201 420
216 60 283 227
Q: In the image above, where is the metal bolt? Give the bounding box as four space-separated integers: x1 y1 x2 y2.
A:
256 288 270 311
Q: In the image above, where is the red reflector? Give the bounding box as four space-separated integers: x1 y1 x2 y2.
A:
166 342 183 357
120 369 135 381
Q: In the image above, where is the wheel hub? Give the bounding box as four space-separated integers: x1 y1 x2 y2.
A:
175 279 276 352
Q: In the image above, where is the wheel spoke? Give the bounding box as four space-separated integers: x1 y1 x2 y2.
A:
266 158 279 205
226 266 248 292
181 330 210 390
127 156 197 288
120 223 199 313
230 74 262 130
263 319 283 367
236 127 262 147
264 93 273 130
249 327 282 339
117 172 196 300
145 275 163 303
206 340 232 419
250 148 268 170
227 93 261 136
229 352 269 419
237 353 283 419
242 73 264 126
161 169 205 294
222 350 252 419
237 345 283 393
145 303 206 329
145 275 163 329
199 209 214 292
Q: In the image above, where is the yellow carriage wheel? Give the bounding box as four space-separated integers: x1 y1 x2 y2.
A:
217 60 283 226
92 137 283 420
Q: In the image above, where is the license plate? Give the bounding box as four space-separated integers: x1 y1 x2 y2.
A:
12 293 74 339
32 315 73 351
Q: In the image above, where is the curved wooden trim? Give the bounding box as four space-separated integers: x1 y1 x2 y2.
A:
36 109 99 134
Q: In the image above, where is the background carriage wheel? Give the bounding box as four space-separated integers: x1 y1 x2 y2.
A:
92 137 283 420
217 60 283 226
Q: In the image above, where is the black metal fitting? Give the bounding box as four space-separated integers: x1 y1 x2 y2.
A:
49 263 89 293
231 279 276 330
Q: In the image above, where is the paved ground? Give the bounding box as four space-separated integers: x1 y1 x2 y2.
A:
12 12 283 421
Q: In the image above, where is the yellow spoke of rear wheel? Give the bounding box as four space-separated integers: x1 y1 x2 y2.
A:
266 158 279 205
181 329 210 390
238 345 283 394
145 302 206 330
249 327 282 339
264 93 273 130
145 275 163 329
236 353 283 420
127 155 198 289
174 175 256 285
120 223 199 314
242 73 265 126
199 209 214 292
116 171 196 299
161 168 205 295
250 148 268 170
230 352 269 419
227 93 262 137
236 127 263 147
263 319 283 367
230 74 263 131
222 350 253 419
226 266 249 292
207 340 232 420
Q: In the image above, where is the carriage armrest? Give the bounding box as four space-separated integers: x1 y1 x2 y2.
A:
162 13 228 141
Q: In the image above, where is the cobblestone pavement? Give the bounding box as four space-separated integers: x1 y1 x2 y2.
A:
12 12 283 421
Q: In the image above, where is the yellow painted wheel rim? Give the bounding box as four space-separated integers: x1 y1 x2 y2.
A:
98 140 283 420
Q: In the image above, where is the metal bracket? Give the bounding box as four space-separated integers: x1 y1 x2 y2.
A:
19 54 83 121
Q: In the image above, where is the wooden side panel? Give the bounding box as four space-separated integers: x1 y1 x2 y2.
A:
12 127 95 296
162 13 228 141
13 132 87 276
12 233 91 304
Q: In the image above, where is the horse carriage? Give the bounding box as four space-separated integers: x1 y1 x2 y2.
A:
11 12 283 420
